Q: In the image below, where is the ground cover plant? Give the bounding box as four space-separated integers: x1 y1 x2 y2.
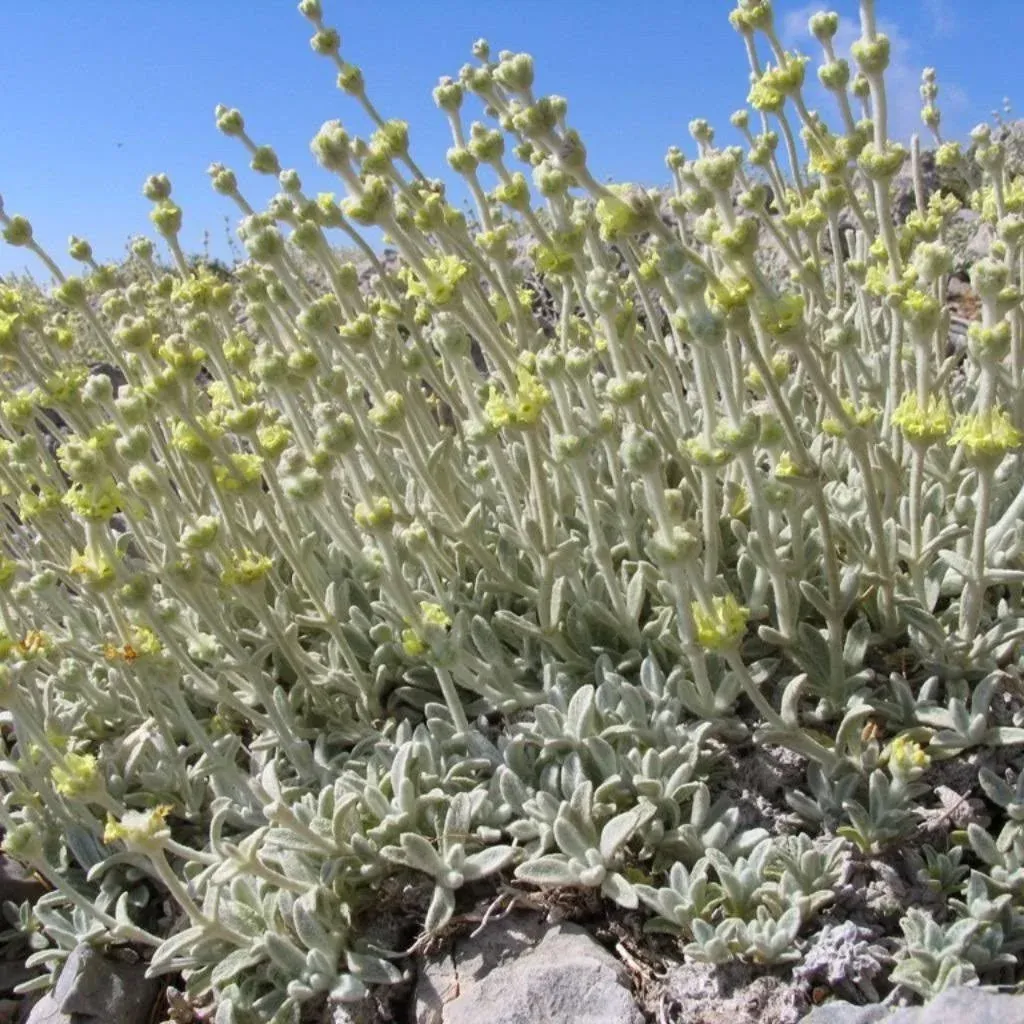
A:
1 0 1024 1019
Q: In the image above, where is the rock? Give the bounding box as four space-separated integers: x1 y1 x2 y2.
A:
658 961 806 1024
887 987 1024 1023
944 275 971 300
892 150 938 222
21 995 61 1024
0 961 35 996
322 1000 383 1024
26 944 161 1024
804 1002 889 1023
415 913 641 1024
807 987 1024 1024
0 857 45 907
964 221 996 266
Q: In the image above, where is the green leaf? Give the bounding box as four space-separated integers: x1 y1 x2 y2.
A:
424 885 456 933
463 845 516 880
601 871 639 909
599 803 655 862
384 833 444 877
211 947 265 987
263 932 307 975
626 569 646 623
515 855 581 887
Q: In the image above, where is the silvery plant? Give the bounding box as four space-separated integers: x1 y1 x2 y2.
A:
0 0 1023 1018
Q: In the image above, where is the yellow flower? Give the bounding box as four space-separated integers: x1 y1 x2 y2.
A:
419 602 452 630
484 367 550 431
596 187 647 240
949 407 1023 463
404 254 468 307
51 752 100 799
103 805 172 847
888 735 930 778
17 630 52 660
401 629 428 657
354 496 395 532
69 548 118 590
258 423 293 457
62 479 123 522
692 595 749 652
220 550 273 586
758 293 805 338
2 823 44 863
708 274 754 315
401 602 452 658
900 290 941 335
893 393 953 445
822 399 880 437
213 452 264 492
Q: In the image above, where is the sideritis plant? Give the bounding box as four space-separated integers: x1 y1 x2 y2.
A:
1 0 1024 1019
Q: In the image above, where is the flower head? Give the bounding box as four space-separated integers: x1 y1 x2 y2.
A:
893 394 953 446
51 752 101 799
103 805 172 848
691 595 749 651
949 407 1023 464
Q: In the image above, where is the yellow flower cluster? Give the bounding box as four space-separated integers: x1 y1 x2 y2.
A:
887 735 930 778
949 407 1023 463
103 805 172 847
220 550 274 586
51 752 100 799
691 594 749 651
484 366 550 431
892 394 953 445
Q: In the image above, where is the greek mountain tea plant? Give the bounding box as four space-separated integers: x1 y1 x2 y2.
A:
1 0 1024 1018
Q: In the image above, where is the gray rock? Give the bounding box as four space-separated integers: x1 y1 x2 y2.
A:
659 961 806 1024
415 913 641 1024
0 856 45 907
21 995 62 1024
965 221 996 265
887 987 1024 1024
806 987 1024 1024
0 961 35 996
892 151 938 223
26 944 160 1024
804 1001 890 1024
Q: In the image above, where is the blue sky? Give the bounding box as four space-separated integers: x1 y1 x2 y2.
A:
2 0 1021 277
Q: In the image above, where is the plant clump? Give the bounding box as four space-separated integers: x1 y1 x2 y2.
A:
1 0 1024 1020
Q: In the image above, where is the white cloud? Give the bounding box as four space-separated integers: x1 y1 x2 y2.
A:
922 0 956 38
780 3 965 143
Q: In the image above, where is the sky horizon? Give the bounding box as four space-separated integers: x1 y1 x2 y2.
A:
2 0 1020 278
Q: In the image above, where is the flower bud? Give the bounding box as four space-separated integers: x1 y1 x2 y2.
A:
433 77 464 112
493 52 534 93
250 145 281 176
310 27 341 56
142 174 172 203
809 11 839 41
337 63 365 96
311 121 351 172
150 202 183 237
2 216 33 247
68 236 93 262
620 428 660 474
852 35 890 75
818 59 850 91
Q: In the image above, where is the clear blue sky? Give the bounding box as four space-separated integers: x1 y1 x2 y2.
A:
2 0 1021 277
